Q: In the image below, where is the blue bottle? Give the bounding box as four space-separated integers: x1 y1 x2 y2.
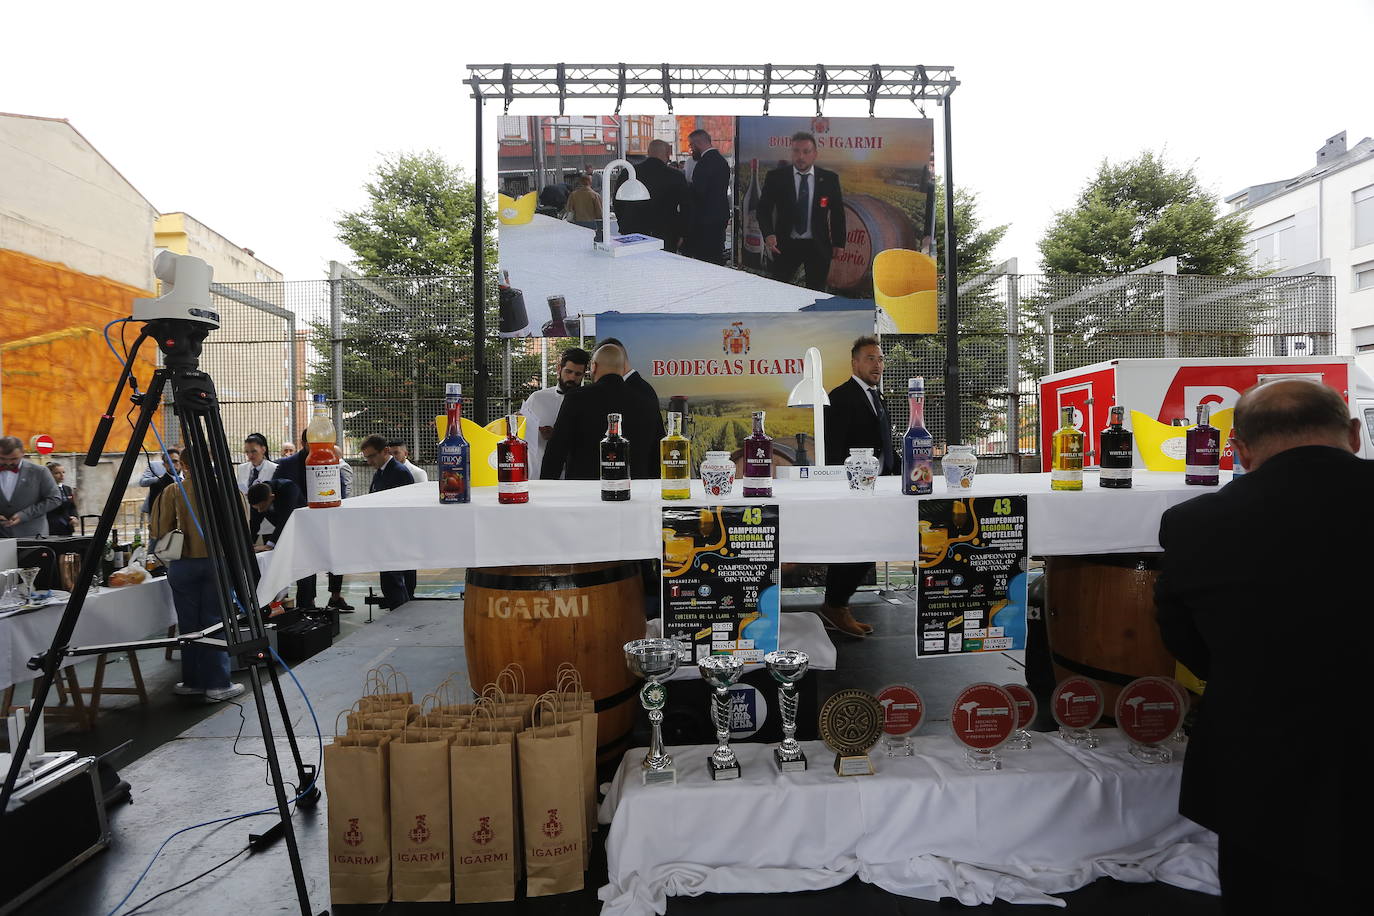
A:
902 377 934 495
438 382 471 504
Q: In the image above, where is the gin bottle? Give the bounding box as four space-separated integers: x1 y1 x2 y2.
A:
496 413 529 504
1050 406 1084 491
1185 403 1220 486
660 411 691 500
1098 405 1133 489
600 413 631 501
742 410 773 498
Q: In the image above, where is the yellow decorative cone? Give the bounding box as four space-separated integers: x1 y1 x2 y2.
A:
1129 408 1233 471
498 192 536 226
874 248 939 334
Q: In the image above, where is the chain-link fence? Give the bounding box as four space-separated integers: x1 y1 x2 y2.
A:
194 269 1334 481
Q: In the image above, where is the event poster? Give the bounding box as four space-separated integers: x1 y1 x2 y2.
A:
661 505 781 663
916 496 1030 658
596 308 872 470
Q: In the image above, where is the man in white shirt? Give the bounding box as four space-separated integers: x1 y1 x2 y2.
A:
757 130 848 291
235 433 277 494
387 441 428 483
1 436 63 538
519 347 590 479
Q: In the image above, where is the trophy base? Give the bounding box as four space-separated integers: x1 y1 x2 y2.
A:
964 748 1002 771
834 753 874 777
1004 729 1033 751
642 766 678 786
1128 741 1173 765
774 749 808 772
706 757 741 780
883 735 914 757
1059 726 1100 749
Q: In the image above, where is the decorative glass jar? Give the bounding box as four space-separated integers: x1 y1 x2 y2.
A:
943 444 978 489
700 451 736 497
844 448 880 493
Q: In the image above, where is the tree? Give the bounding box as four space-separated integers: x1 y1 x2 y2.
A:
1038 151 1249 275
309 152 528 457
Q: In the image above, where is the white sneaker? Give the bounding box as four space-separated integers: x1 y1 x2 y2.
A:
173 683 204 696
205 683 246 702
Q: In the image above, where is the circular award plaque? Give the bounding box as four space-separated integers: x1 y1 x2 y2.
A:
1051 676 1104 730
818 689 884 755
1116 677 1185 745
876 684 924 737
950 683 1017 751
1002 683 1037 730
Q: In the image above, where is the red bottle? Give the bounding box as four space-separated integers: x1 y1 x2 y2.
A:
497 414 529 504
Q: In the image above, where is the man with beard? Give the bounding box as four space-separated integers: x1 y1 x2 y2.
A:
757 130 847 291
519 347 590 479
683 128 730 264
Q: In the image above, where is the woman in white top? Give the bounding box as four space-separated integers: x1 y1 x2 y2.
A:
236 432 278 493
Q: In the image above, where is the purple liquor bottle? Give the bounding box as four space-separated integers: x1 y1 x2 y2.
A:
1184 403 1220 486
743 410 773 498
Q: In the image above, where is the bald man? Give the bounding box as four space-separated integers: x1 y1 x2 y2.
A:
1155 379 1368 912
613 140 688 251
540 344 663 480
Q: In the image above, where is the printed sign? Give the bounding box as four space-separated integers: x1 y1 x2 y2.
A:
916 496 1030 658
1116 677 1185 745
1051 677 1105 731
877 684 924 737
661 505 780 663
727 684 769 740
950 683 1017 751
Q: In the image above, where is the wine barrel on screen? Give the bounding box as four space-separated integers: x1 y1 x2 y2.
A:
1044 554 1180 717
464 562 644 759
826 193 919 295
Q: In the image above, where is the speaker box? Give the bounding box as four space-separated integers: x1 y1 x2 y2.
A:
0 755 109 914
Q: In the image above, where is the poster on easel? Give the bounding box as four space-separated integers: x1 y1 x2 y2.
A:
661 505 780 663
916 496 1029 658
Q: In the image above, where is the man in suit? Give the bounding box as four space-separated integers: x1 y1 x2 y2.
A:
0 436 63 538
757 131 847 291
540 345 663 481
597 337 665 424
683 128 730 265
1156 379 1367 912
275 431 353 612
360 435 417 609
817 337 895 637
246 477 303 550
614 140 688 252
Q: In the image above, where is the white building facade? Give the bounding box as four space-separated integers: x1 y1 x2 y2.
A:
1224 131 1374 376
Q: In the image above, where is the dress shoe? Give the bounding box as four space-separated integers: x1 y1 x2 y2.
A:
327 597 355 613
173 682 204 696
206 683 246 702
819 604 869 638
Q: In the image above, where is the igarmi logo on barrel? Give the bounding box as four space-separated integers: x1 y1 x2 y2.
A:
485 593 590 619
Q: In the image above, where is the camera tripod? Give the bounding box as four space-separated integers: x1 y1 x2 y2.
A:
0 318 324 915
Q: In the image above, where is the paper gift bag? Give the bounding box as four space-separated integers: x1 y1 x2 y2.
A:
540 689 598 845
359 665 414 711
347 705 419 733
451 729 518 903
389 731 454 902
324 722 392 904
517 709 587 895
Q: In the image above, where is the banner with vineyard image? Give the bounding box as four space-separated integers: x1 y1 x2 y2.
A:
595 307 873 473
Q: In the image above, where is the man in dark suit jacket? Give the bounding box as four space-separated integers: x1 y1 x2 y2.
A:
614 140 688 252
0 437 63 538
1155 379 1367 912
360 435 416 610
246 477 302 548
597 337 666 431
541 345 663 481
757 131 847 291
683 129 730 265
816 337 893 638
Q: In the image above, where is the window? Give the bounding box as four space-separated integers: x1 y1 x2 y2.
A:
1356 260 1374 291
1245 216 1295 268
1355 184 1374 248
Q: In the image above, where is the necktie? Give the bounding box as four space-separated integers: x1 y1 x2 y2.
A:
869 387 893 471
794 173 810 236
248 466 260 485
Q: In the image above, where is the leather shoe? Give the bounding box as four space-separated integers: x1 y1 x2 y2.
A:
327 597 355 613
819 604 870 638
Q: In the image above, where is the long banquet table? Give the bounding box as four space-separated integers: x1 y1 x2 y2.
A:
256 471 1222 603
596 731 1219 913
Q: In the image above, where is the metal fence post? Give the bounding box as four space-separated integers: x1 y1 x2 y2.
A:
1005 268 1020 469
328 261 345 437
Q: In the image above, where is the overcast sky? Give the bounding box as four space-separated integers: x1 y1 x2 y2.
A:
3 0 1368 282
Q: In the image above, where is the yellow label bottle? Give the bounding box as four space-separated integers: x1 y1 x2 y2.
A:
660 411 691 499
1051 406 1084 491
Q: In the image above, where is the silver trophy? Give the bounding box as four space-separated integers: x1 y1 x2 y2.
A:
698 654 745 780
624 638 683 786
764 649 809 772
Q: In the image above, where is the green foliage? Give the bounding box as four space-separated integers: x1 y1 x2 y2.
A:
1037 151 1249 276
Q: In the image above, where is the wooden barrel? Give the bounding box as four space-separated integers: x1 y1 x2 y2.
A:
827 193 919 294
464 562 644 759
1044 554 1177 717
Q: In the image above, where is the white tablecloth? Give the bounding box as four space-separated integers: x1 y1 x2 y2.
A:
256 472 1222 603
596 730 1218 914
500 215 833 332
0 578 176 689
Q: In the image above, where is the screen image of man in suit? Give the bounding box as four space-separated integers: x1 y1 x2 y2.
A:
683 129 731 265
817 337 894 638
361 435 417 609
0 436 63 538
540 344 664 481
1155 379 1368 913
614 139 688 253
757 131 847 292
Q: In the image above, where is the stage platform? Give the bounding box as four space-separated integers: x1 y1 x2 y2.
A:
10 592 1222 914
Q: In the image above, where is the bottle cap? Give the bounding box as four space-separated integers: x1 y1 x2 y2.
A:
908 377 924 394
446 383 462 397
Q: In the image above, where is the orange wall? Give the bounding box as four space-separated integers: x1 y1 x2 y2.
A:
0 249 159 454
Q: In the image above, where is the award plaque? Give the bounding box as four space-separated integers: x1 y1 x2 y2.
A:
1051 676 1104 749
1001 683 1037 751
1167 677 1191 745
1116 676 1185 764
819 689 884 776
764 649 809 772
624 638 684 786
950 683 1017 771
876 684 924 757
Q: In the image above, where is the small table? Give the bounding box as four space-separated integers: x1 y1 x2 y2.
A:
596 729 1218 913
